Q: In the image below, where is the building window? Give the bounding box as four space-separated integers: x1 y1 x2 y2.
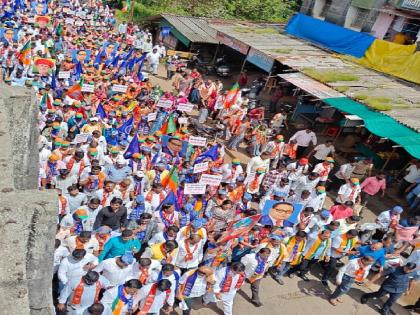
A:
350 8 370 29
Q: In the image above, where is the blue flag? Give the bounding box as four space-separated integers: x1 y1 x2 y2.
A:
50 72 57 90
194 144 220 164
155 191 180 212
137 60 145 81
96 103 107 119
111 54 120 67
117 116 134 142
74 61 83 80
93 49 104 69
123 135 140 159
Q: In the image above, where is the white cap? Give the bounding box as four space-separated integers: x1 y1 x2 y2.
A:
116 156 127 165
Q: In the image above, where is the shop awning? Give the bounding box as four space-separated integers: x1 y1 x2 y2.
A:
324 97 420 159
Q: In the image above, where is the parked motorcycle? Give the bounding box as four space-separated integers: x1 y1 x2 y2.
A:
214 56 230 77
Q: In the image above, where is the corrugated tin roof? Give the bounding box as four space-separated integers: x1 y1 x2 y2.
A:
210 21 420 132
161 14 218 44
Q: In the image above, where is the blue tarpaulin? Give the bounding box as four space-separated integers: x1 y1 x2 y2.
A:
285 13 375 58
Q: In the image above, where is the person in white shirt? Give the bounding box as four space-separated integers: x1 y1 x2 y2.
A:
63 231 100 255
153 42 166 58
92 181 122 207
94 253 135 286
400 161 420 197
177 266 215 314
54 240 70 274
146 48 161 75
289 128 317 157
150 263 180 307
131 257 161 285
328 256 374 306
305 210 333 239
175 234 204 272
375 206 404 231
336 178 361 204
290 172 320 196
57 271 108 314
101 279 142 315
312 157 335 185
72 302 111 315
149 225 179 245
54 169 78 193
58 249 98 289
241 248 271 307
76 199 103 231
203 262 246 315
331 161 356 190
307 185 327 212
220 159 244 183
137 280 173 314
286 158 310 184
246 151 271 176
308 140 335 165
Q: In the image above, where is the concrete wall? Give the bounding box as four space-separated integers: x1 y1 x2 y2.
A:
0 85 56 315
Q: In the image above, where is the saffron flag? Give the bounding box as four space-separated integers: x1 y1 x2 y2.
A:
123 135 140 159
161 166 179 193
160 114 176 135
218 214 261 244
66 81 83 101
17 41 31 65
224 82 240 109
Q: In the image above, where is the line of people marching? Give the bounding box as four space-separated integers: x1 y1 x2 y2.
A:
1 1 419 315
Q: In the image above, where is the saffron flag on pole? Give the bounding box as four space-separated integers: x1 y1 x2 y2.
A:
66 82 83 100
17 41 31 65
161 165 179 193
224 82 240 109
160 114 176 135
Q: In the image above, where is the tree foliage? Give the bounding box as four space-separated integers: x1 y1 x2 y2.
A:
116 0 298 23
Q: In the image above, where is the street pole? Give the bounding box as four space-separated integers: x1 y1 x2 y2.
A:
129 0 135 23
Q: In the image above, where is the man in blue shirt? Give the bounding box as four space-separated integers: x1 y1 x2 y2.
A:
361 263 417 315
98 229 141 262
351 242 386 269
104 157 131 183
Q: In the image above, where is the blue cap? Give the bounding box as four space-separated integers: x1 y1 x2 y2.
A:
136 195 145 203
392 206 403 214
120 140 128 146
320 209 330 218
121 252 134 264
269 234 283 240
236 175 245 182
192 218 204 229
218 189 227 195
243 192 252 200
141 146 151 152
274 190 287 198
153 144 162 150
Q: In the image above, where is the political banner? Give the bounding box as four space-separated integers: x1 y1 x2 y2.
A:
177 103 194 113
157 99 173 109
58 71 71 79
184 183 207 195
112 84 128 93
189 136 207 147
218 214 262 244
147 112 157 122
81 84 95 92
199 174 222 186
178 117 188 125
73 133 90 144
193 162 209 174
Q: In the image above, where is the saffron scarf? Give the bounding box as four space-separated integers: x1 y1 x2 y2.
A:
249 173 262 191
304 236 331 261
71 279 101 305
184 239 200 261
67 158 85 177
101 191 110 205
59 196 67 216
160 210 175 228
111 285 133 315
220 267 245 293
248 254 266 283
286 237 306 266
145 191 165 203
138 267 149 285
138 283 170 315
355 259 367 282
